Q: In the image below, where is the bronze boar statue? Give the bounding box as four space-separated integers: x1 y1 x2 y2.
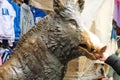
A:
0 0 107 80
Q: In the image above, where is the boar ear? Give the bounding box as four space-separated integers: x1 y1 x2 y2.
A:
78 0 85 11
53 0 64 13
100 46 107 53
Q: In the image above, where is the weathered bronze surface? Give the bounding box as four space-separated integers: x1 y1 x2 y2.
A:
0 0 106 80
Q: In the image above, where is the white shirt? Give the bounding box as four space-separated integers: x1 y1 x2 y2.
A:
0 0 16 41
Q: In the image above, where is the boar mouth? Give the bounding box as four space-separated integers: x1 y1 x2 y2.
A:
79 44 88 50
78 43 97 60
79 44 92 52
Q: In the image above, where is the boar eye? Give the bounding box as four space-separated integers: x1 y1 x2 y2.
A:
69 19 77 25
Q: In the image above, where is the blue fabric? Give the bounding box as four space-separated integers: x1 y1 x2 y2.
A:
111 27 117 40
1 49 11 64
5 49 11 55
30 7 46 24
7 0 11 3
8 0 21 40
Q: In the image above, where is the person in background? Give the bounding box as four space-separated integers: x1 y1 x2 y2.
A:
94 50 120 76
107 52 120 80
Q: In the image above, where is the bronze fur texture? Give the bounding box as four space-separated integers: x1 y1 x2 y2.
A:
0 0 106 80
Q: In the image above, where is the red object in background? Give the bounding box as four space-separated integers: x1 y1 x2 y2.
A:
116 27 120 35
98 77 109 80
98 78 102 80
116 0 120 2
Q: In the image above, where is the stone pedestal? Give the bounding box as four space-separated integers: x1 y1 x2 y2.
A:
63 56 91 80
63 58 80 80
63 56 107 80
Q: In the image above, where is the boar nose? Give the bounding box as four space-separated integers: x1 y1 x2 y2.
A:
94 53 103 59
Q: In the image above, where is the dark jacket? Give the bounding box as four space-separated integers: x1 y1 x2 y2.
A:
105 54 120 75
